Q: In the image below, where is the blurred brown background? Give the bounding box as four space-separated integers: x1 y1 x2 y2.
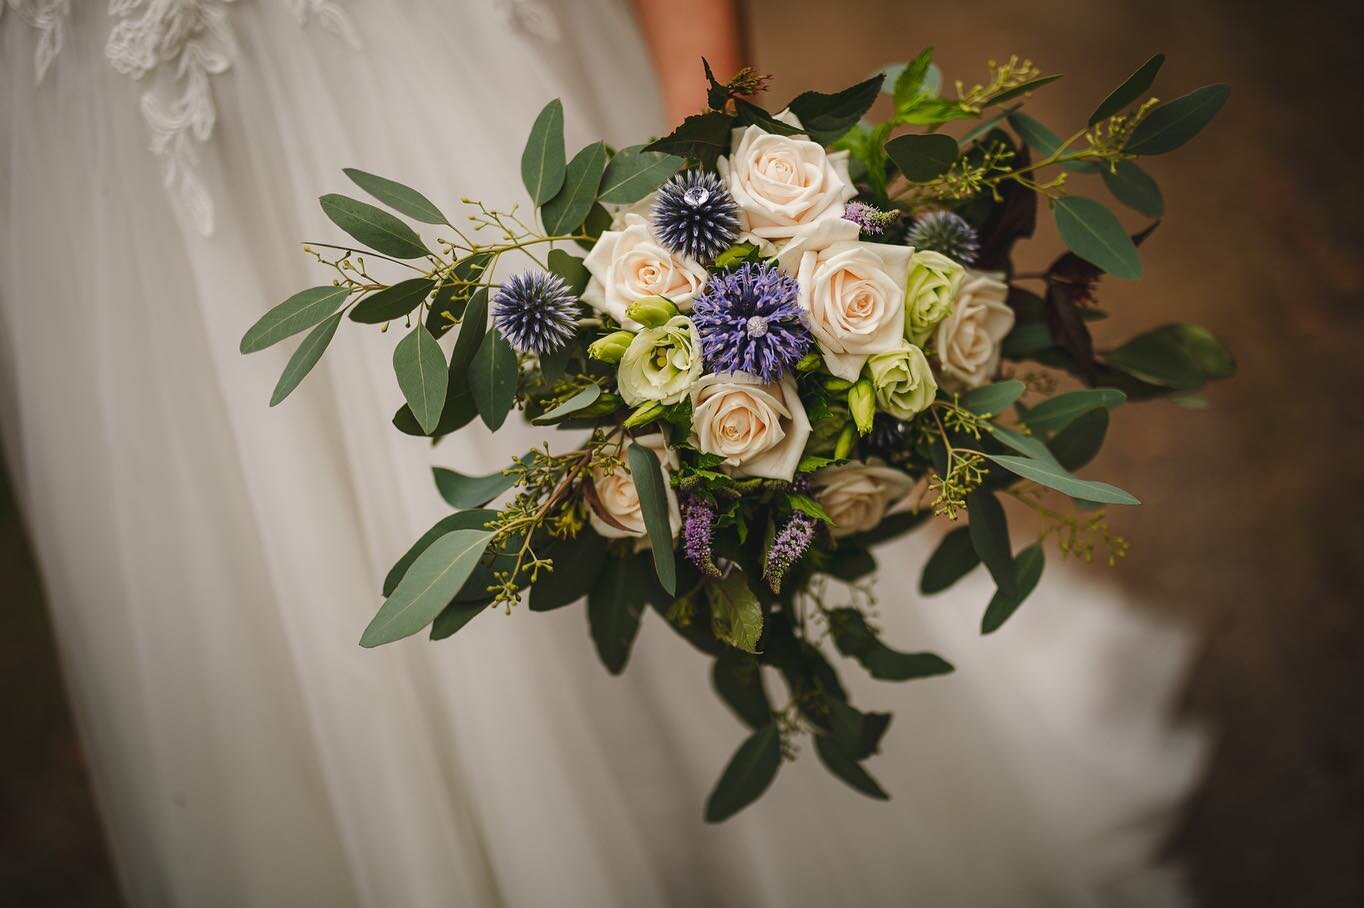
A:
3 0 1362 905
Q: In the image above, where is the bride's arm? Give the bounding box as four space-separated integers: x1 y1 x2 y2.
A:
630 0 748 126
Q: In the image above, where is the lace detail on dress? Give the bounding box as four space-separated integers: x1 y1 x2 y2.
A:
4 0 72 83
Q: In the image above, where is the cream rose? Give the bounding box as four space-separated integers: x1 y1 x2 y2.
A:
904 250 966 345
936 271 1015 389
616 315 702 406
775 218 912 381
718 122 856 242
690 372 811 481
586 432 681 542
867 342 937 419
811 461 916 539
582 213 709 326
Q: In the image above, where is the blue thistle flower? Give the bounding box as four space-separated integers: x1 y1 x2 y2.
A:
691 261 812 382
764 512 816 594
842 201 901 236
491 271 580 355
906 210 980 265
651 170 740 263
682 497 721 579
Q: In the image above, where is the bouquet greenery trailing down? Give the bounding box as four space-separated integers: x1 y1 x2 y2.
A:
240 52 1232 821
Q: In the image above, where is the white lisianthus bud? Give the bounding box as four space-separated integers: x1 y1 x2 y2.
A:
904 250 966 345
616 315 702 406
588 329 634 364
848 378 876 435
866 342 937 420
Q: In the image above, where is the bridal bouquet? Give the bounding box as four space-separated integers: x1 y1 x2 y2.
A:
241 53 1231 820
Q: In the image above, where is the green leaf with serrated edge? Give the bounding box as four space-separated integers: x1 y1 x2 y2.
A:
521 99 566 205
319 193 428 259
885 133 958 182
1006 112 1098 172
786 74 883 145
707 569 763 654
528 529 608 612
532 384 601 425
960 379 1025 415
814 734 889 800
796 454 839 473
432 454 532 508
542 142 608 235
1053 197 1142 280
270 311 343 406
359 529 492 646
545 248 590 296
598 145 684 203
788 493 833 524
383 509 497 597
990 74 1063 105
1049 408 1109 472
1102 160 1164 217
344 168 447 225
1089 54 1165 125
588 553 649 674
704 724 781 823
920 526 980 594
967 489 1014 596
393 325 447 434
241 285 350 353
712 650 771 729
1022 388 1126 433
627 443 677 595
643 111 733 167
469 328 517 431
1125 84 1229 155
430 599 490 640
892 48 934 109
982 544 1045 634
350 278 434 324
828 608 954 681
733 99 804 136
985 453 1140 505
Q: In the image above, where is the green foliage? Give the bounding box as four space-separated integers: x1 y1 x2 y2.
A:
1022 388 1125 434
529 529 608 612
1089 54 1165 126
704 724 782 822
981 544 1045 634
643 112 733 168
712 650 772 729
785 74 884 145
545 248 590 296
319 193 429 259
707 569 763 654
920 526 980 594
521 99 566 205
885 133 958 182
960 380 1026 415
383 509 497 597
241 285 350 353
588 552 650 674
393 325 447 434
967 489 1015 596
541 142 607 235
1052 197 1142 279
1102 159 1164 217
343 168 448 225
469 329 517 431
433 459 525 509
1007 112 1099 172
1103 323 1235 391
360 529 493 647
627 442 677 595
984 453 1140 505
429 600 488 640
349 278 434 324
598 145 684 203
1125 84 1230 155
1048 408 1109 472
828 609 955 681
531 384 601 425
269 311 343 406
814 734 888 801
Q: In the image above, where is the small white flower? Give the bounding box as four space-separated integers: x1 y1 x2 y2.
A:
690 372 811 481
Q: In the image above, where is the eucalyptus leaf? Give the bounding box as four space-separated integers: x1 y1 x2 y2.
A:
960 379 1025 415
628 442 677 595
1102 159 1165 217
1006 112 1098 172
828 608 954 682
588 553 650 674
1022 388 1126 433
967 490 1014 596
429 600 489 640
469 328 518 431
884 133 958 182
712 650 771 729
704 724 781 823
359 529 493 647
521 99 566 205
449 288 488 374
383 509 498 597
1048 408 1109 471
989 424 1062 468
815 734 889 801
1104 323 1235 390
241 285 350 353
269 311 343 406
532 384 602 424
1089 54 1165 125
432 456 530 509
982 544 1045 634
598 145 684 203
990 74 1064 105
1125 84 1229 155
985 453 1140 505
542 142 607 236
1053 197 1142 280
319 193 429 259
429 255 492 338
920 526 980 594
545 248 590 296
528 529 608 612
349 278 434 324
393 325 447 434
344 168 447 225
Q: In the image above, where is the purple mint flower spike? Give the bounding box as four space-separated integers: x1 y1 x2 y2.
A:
842 201 900 236
765 511 816 594
691 261 812 382
682 497 721 579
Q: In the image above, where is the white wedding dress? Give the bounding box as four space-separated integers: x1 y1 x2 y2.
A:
0 2 1206 905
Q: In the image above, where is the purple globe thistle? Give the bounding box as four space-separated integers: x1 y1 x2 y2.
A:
842 201 901 236
682 496 721 579
764 512 816 594
691 261 812 382
651 170 740 263
491 270 580 355
906 210 980 265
